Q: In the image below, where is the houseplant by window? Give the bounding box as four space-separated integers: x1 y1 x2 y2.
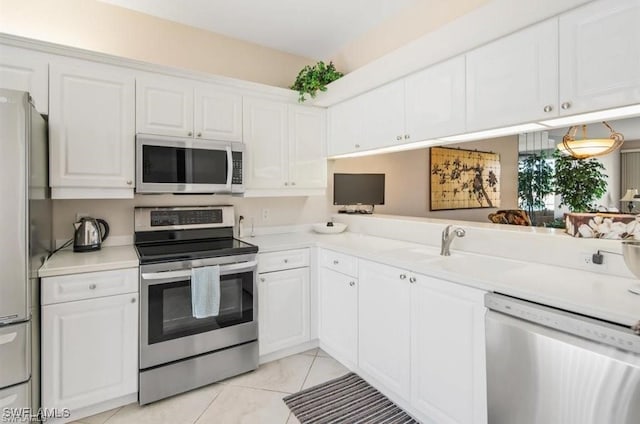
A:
518 152 554 225
291 61 343 102
553 150 608 212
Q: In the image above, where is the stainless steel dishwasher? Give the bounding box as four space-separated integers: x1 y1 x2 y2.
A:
485 293 640 424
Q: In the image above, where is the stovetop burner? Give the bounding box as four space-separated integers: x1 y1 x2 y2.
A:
136 237 258 264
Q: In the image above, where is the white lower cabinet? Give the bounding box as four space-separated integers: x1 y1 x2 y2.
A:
410 274 487 424
318 267 358 367
41 269 138 420
358 260 411 399
258 267 310 355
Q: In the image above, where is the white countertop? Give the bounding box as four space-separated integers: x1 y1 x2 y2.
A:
39 245 139 277
243 231 640 327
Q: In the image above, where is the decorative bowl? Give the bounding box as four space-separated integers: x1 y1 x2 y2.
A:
622 240 640 279
312 222 347 234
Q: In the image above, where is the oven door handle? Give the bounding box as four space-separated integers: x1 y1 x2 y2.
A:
225 145 233 192
141 261 258 281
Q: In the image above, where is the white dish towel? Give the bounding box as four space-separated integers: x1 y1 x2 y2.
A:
191 265 221 319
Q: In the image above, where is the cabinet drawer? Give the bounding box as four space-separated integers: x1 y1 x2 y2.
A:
258 249 310 273
42 268 138 305
320 249 358 277
0 380 30 411
0 321 30 388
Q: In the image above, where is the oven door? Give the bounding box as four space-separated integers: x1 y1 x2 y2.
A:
136 134 233 194
139 258 258 369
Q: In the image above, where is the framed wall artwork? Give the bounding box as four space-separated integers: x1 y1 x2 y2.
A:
430 146 501 210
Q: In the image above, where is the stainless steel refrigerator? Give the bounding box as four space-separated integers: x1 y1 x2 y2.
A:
0 89 51 413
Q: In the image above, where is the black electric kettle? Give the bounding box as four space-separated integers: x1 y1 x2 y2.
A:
73 217 109 252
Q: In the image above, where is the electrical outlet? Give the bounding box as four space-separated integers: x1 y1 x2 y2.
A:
75 212 89 222
261 208 269 222
579 251 608 271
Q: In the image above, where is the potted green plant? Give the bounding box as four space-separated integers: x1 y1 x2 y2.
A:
291 61 343 102
518 152 554 225
553 150 608 212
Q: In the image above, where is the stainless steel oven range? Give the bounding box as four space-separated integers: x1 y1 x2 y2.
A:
135 206 258 405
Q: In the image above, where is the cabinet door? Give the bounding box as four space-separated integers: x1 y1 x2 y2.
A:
559 0 640 115
243 97 288 189
49 59 135 196
0 45 49 113
361 79 405 149
258 268 310 355
466 19 558 131
405 56 466 140
289 105 327 188
318 268 358 367
358 260 411 399
194 85 242 141
136 74 193 137
328 96 363 156
42 293 138 412
411 275 487 424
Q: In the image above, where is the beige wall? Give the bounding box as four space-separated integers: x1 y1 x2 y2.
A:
330 0 490 73
330 136 519 223
53 195 330 241
0 0 314 87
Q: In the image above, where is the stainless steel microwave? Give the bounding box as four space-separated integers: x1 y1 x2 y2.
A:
136 134 244 194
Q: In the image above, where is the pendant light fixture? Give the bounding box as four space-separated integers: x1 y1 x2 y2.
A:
557 121 624 159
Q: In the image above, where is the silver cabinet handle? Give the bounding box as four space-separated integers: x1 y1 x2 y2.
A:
349 281 355 287
131 297 136 303
291 182 296 186
89 284 97 290
126 180 132 185
284 182 289 186
188 131 193 136
197 132 202 137
396 135 402 141
355 144 360 148
543 105 553 113
399 274 407 280
404 134 410 139
260 277 265 282
284 259 289 263
333 260 339 265
561 102 571 110
409 277 416 283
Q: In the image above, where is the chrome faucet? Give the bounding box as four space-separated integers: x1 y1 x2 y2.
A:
441 225 466 256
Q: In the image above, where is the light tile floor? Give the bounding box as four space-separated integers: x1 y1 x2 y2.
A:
72 348 347 424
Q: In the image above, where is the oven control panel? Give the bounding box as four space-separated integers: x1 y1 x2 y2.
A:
151 209 223 227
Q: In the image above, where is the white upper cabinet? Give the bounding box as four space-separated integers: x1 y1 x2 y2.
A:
559 0 640 115
137 74 242 140
288 105 326 188
328 95 363 156
49 58 135 198
195 84 243 141
411 274 487 424
0 45 49 113
361 79 406 148
244 97 327 192
358 260 411 400
243 97 289 189
405 56 466 140
466 18 559 131
136 74 193 137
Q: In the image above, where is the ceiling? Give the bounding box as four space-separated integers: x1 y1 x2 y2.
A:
97 0 420 59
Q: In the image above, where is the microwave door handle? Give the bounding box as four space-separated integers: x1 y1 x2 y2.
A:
226 146 233 192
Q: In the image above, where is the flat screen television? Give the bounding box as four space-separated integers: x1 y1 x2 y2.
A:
333 173 385 209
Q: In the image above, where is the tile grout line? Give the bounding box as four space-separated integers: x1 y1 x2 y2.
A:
298 350 319 393
192 386 225 424
96 406 123 424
